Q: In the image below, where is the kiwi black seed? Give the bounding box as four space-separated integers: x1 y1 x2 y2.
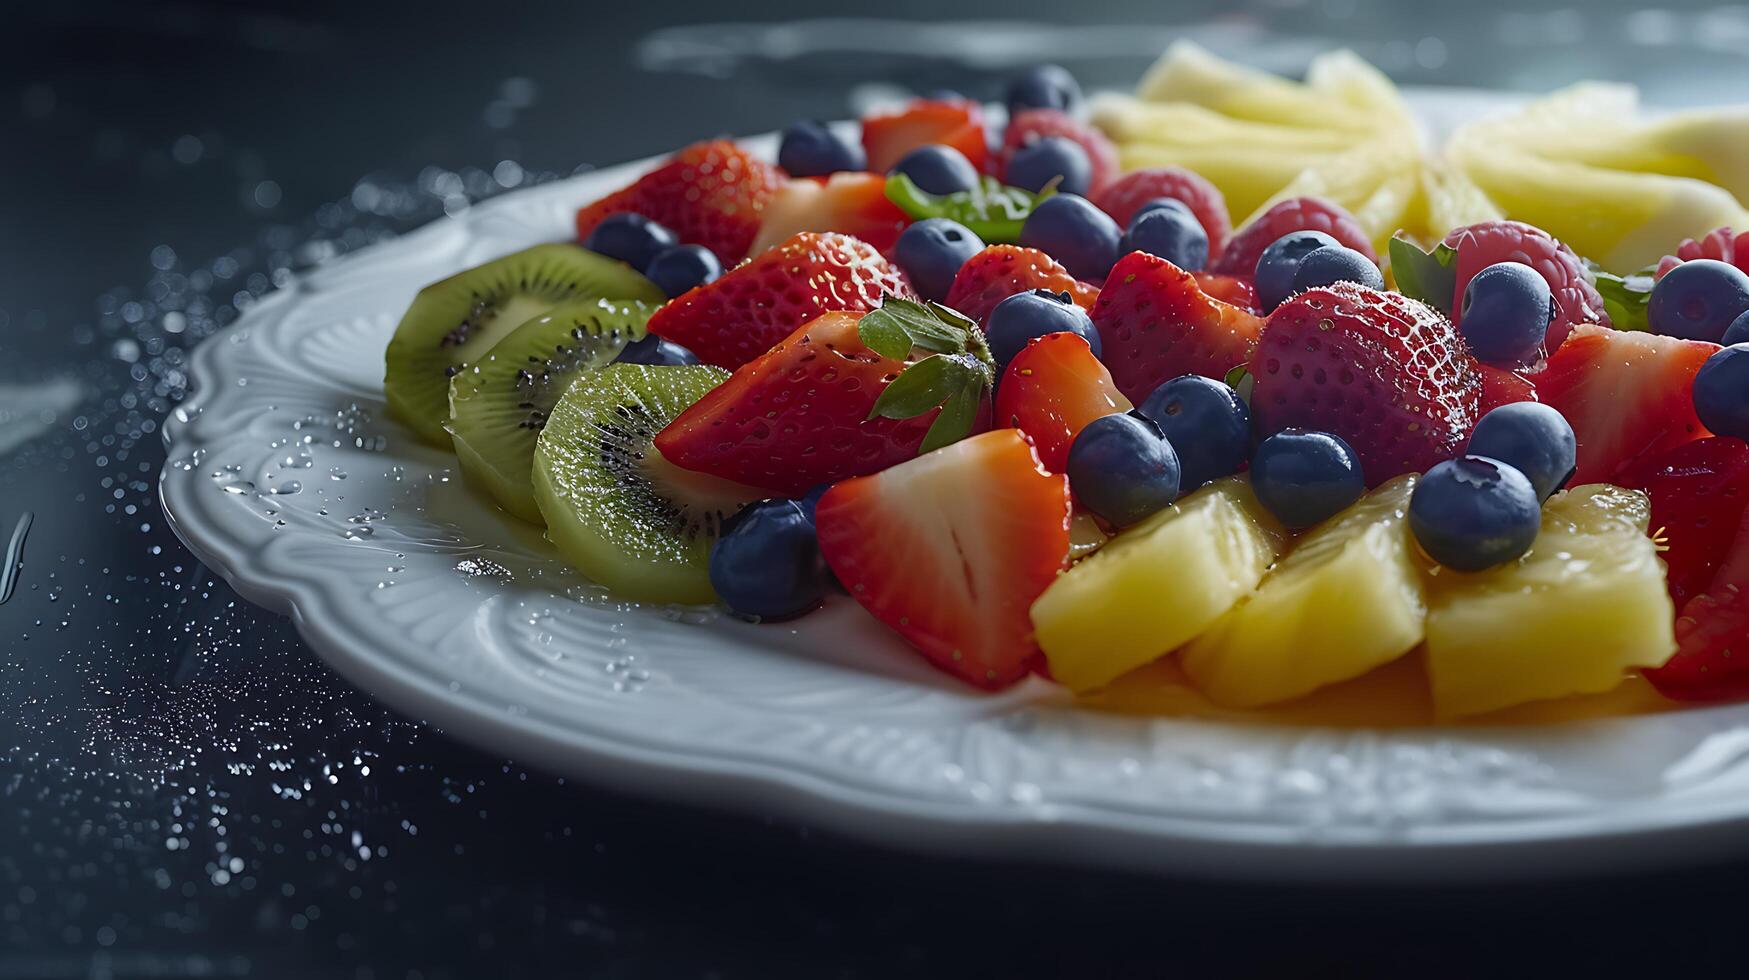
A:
532 363 763 604
384 243 662 446
448 298 657 523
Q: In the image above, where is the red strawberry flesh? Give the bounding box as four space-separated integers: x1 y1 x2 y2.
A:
1090 251 1264 404
996 332 1132 473
654 311 966 496
815 429 1071 689
1250 284 1481 486
574 139 782 266
647 232 911 370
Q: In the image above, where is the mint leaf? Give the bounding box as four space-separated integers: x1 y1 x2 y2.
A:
919 380 984 454
1586 260 1654 333
1389 236 1457 314
885 172 1049 244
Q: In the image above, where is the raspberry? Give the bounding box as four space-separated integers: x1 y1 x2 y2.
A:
1442 220 1606 356
1093 168 1231 259
1210 197 1375 277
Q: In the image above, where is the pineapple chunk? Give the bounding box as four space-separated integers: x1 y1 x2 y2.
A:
1180 476 1426 707
1424 485 1676 719
1031 478 1285 693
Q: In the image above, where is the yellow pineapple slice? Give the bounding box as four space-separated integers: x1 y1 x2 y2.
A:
1180 476 1427 708
1031 478 1285 694
1423 485 1676 719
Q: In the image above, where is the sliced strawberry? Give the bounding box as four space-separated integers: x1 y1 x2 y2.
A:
1617 437 1749 607
574 139 783 266
1210 196 1375 277
1192 272 1260 314
943 245 1099 324
815 429 1071 689
1656 226 1749 279
656 311 979 495
747 172 911 256
647 232 911 370
1251 284 1481 486
1644 505 1749 702
996 333 1132 472
861 98 990 175
1478 363 1539 416
1443 219 1606 356
1091 251 1265 404
1534 324 1717 484
998 108 1119 197
1094 167 1231 259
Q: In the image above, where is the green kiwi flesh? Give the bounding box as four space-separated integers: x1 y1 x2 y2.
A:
448 299 657 523
532 364 764 604
384 243 662 446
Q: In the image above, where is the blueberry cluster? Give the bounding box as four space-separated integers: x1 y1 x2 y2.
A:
581 212 713 365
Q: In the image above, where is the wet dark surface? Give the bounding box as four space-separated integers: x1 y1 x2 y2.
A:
5 1 1749 976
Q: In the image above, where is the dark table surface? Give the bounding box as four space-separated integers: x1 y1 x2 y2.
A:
5 2 1749 976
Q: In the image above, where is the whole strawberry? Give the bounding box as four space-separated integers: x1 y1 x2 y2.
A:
1250 284 1482 486
647 232 911 370
1443 219 1606 356
943 245 1099 324
999 108 1119 197
574 139 782 266
1090 251 1264 404
1094 167 1231 259
655 301 995 496
1211 197 1375 277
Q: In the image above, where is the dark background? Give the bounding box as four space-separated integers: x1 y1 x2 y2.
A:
4 1 1749 976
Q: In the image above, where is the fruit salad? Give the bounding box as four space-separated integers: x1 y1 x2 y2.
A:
378 47 1749 724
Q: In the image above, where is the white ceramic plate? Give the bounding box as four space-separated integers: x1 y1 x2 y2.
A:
160 92 1749 880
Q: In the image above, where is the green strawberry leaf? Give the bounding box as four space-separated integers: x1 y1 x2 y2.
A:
1389 236 1458 314
885 172 1050 244
919 379 984 454
867 352 984 421
1586 259 1655 333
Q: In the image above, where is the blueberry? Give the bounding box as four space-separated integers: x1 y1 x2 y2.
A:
1018 193 1122 282
777 120 865 177
1649 259 1749 342
1254 230 1340 312
614 335 700 367
891 144 981 195
1693 343 1749 441
1726 309 1749 346
1457 262 1555 366
1250 429 1367 530
643 244 723 298
583 213 677 271
1133 197 1196 223
1290 244 1384 294
983 288 1101 370
709 499 830 620
1408 456 1542 572
1005 64 1082 116
1121 204 1210 271
1466 402 1577 502
1134 375 1248 490
1005 136 1093 196
1066 414 1181 527
891 218 985 302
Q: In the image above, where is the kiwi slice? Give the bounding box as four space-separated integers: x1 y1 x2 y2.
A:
384 243 663 446
533 364 763 604
447 299 657 523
